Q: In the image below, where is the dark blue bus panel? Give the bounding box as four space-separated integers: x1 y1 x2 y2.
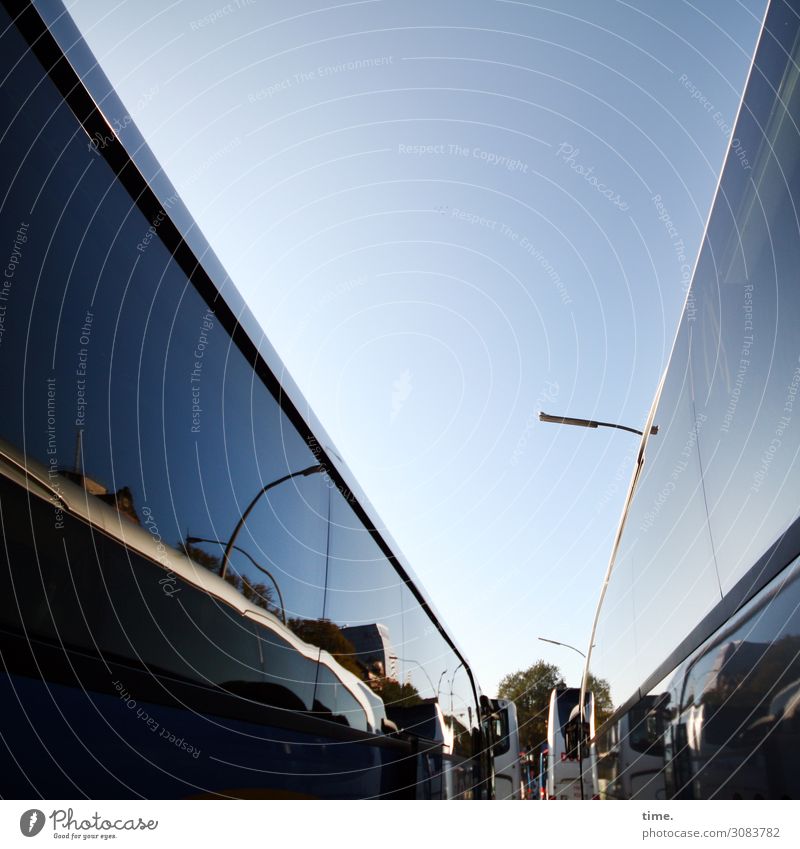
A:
0 0 491 799
590 0 800 800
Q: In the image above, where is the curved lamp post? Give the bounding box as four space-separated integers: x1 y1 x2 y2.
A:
389 655 437 696
220 463 325 582
186 535 288 624
437 669 448 699
537 636 586 658
539 411 658 437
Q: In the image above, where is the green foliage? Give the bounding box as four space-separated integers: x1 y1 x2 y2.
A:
498 660 564 751
287 617 363 678
181 540 279 616
181 541 222 572
586 672 614 727
497 660 614 749
370 677 422 707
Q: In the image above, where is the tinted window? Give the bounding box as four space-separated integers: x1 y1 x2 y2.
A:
0 2 478 755
590 0 800 720
690 19 800 594
0 10 330 722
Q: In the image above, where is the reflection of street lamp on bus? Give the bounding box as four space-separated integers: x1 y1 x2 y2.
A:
186 536 287 624
388 655 437 696
219 463 326 582
437 669 448 699
448 660 465 715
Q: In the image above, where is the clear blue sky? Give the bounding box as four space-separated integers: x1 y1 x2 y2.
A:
64 0 765 697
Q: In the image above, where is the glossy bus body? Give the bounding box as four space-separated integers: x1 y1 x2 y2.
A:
491 698 523 799
586 0 800 800
0 0 492 799
546 688 596 800
593 695 666 800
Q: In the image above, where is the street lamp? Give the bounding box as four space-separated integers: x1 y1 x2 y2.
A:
185 536 287 624
437 669 448 699
538 636 587 659
539 411 658 437
538 636 594 801
388 655 437 696
221 463 325 581
448 660 465 714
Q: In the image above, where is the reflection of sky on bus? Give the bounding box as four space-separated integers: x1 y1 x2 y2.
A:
62 0 765 695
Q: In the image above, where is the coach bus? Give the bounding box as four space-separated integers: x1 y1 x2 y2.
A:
491 698 523 799
0 0 494 799
584 0 800 800
545 687 596 799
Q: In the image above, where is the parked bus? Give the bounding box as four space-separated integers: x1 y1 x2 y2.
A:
593 694 667 800
585 0 800 800
545 687 596 799
491 698 523 799
0 0 494 799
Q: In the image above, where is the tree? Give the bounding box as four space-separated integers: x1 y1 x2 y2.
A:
586 672 614 728
287 617 364 678
370 678 422 708
498 660 564 751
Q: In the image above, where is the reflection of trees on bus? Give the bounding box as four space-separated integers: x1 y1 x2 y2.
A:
58 440 142 525
371 678 422 708
584 0 800 800
665 636 800 800
594 694 667 800
0 0 494 796
287 618 363 679
182 540 280 618
597 633 800 800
